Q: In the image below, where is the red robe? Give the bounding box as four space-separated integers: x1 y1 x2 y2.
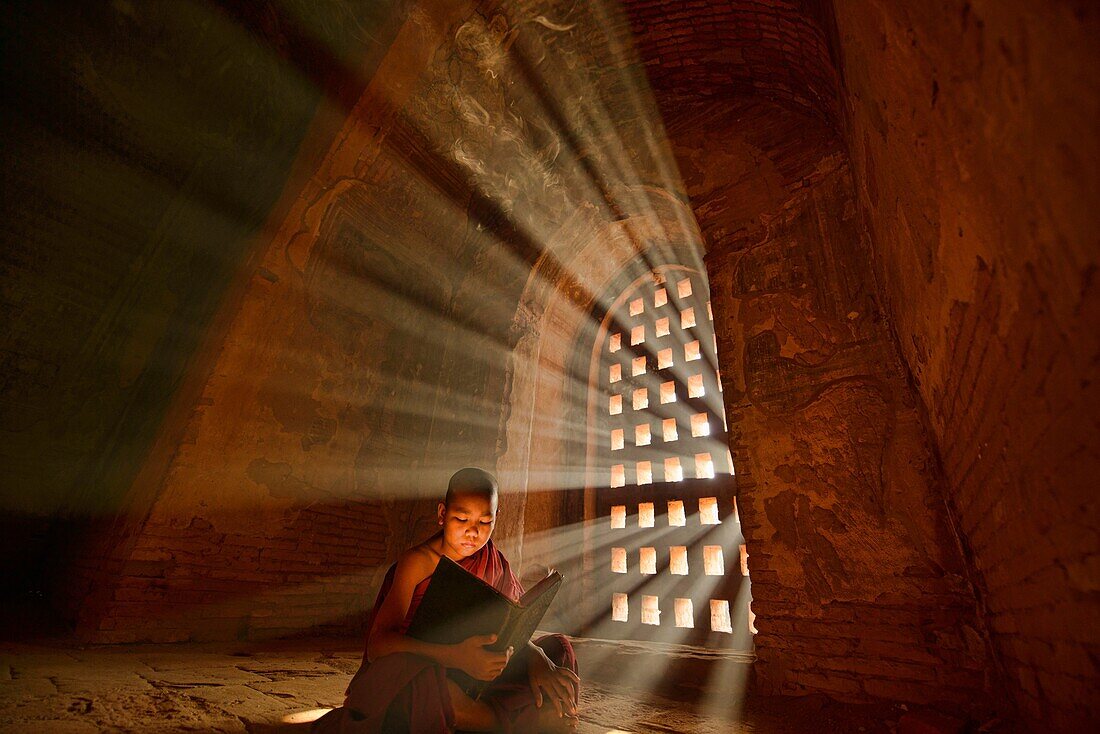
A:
312 540 577 734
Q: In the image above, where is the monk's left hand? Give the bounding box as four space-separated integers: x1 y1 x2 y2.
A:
528 651 580 719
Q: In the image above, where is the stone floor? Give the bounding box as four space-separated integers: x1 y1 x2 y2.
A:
0 635 917 733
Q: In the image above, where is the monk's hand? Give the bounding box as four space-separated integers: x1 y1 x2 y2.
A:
455 634 514 681
528 650 579 719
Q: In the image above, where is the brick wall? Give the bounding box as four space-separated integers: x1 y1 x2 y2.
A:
623 0 839 121
678 97 993 708
82 502 393 643
829 1 1099 728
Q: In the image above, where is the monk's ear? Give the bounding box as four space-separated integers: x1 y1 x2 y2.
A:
437 502 446 525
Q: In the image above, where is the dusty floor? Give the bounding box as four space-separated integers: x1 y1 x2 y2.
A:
0 635 912 733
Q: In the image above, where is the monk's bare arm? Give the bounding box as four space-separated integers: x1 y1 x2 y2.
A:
366 548 458 668
365 548 513 681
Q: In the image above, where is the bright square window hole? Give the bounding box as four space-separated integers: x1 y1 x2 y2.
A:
667 499 686 525
612 593 628 622
675 598 694 628
670 545 688 575
664 457 683 482
710 599 732 633
699 496 720 524
703 545 724 575
610 428 624 451
611 547 626 573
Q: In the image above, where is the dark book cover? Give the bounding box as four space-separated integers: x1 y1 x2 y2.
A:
405 556 563 698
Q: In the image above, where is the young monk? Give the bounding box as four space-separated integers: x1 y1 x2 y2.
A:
313 468 580 733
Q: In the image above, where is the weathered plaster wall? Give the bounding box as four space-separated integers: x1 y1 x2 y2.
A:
659 97 993 709
828 1 1099 727
71 0 686 642
70 0 500 642
0 0 400 602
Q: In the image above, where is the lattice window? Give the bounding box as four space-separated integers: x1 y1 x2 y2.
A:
596 267 753 646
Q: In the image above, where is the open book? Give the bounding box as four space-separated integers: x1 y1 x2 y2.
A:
405 556 563 698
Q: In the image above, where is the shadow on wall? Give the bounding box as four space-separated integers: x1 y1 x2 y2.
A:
58 497 444 644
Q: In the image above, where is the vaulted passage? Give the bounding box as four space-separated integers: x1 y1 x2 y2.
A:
1 1 1096 732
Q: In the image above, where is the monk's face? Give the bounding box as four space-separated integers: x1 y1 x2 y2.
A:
437 492 496 559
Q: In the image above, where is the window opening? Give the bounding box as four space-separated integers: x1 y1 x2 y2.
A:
703 545 725 576
593 266 752 650
612 593 628 622
662 418 678 443
611 428 624 451
667 500 686 525
664 457 683 482
695 453 715 480
675 598 694 628
710 599 732 633
699 496 720 524
670 546 688 575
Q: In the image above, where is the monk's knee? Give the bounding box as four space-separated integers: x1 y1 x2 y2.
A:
535 633 576 670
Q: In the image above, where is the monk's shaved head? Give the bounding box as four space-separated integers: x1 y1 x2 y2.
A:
445 467 498 510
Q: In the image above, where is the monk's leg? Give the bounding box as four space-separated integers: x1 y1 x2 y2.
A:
533 634 580 732
446 678 500 732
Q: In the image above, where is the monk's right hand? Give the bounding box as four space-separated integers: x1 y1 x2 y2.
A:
454 634 513 681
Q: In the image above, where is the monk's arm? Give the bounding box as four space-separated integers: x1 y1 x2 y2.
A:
524 640 579 716
366 552 510 679
366 551 460 668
